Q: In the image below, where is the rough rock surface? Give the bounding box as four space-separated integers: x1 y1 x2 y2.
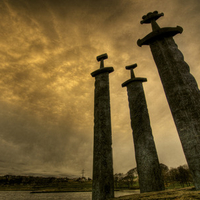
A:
137 11 200 190
92 71 114 200
149 36 200 190
125 80 164 193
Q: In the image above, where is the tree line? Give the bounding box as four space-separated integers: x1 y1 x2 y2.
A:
160 164 193 188
114 164 193 189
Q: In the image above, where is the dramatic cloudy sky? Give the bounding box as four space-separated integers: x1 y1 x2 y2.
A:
0 0 200 178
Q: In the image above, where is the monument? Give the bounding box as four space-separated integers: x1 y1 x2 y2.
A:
137 11 200 190
122 64 165 193
91 53 114 200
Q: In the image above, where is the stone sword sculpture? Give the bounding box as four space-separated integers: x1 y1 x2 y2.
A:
91 53 114 200
138 11 200 190
122 63 165 193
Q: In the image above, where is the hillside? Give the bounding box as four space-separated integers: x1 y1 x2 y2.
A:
109 187 200 200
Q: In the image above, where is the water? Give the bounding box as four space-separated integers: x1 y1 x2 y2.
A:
0 190 140 200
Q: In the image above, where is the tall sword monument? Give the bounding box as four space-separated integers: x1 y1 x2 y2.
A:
138 11 200 190
91 53 114 200
122 64 164 193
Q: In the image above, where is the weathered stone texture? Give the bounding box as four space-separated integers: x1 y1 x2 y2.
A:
149 37 200 190
124 78 165 193
92 71 114 200
137 11 200 190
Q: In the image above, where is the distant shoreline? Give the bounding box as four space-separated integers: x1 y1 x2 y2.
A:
30 189 135 193
30 190 92 193
0 187 138 193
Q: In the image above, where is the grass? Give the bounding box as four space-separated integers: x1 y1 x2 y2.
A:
109 186 200 200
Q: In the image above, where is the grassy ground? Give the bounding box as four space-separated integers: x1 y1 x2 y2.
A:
165 182 193 190
109 187 200 200
0 180 194 196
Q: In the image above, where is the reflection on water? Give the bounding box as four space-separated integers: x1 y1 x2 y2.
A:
0 190 140 200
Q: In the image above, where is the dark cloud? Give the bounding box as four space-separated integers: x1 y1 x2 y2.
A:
0 0 200 177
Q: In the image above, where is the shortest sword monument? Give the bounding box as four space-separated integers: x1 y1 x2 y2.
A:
122 64 165 193
91 53 114 200
138 11 200 190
